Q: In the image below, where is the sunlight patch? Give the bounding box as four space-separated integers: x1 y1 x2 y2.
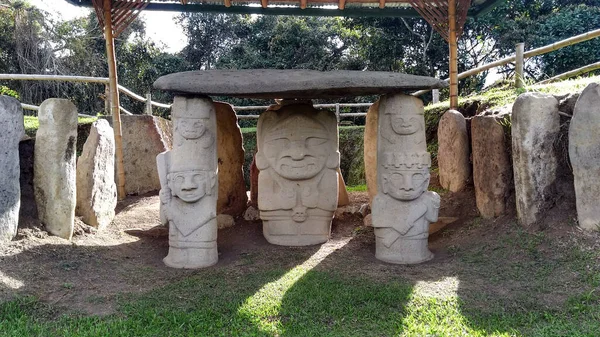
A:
0 270 24 290
413 276 460 299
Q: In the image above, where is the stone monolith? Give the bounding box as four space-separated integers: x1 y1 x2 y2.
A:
512 93 559 227
257 101 339 246
76 119 117 230
157 96 218 268
471 115 512 218
34 99 77 240
364 100 379 202
569 83 600 231
371 94 440 264
438 110 470 192
0 96 24 242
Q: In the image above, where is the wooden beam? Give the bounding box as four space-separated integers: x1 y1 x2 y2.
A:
224 0 231 7
448 0 458 109
379 0 386 9
103 0 127 200
339 0 346 9
300 0 307 9
261 0 268 8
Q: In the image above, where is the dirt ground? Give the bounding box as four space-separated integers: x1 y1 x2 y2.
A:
1 185 598 318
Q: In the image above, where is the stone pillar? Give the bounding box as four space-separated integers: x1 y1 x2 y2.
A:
364 100 380 203
0 96 24 242
76 119 117 230
569 83 600 231
257 102 339 246
371 94 440 264
438 110 471 192
157 96 218 268
512 93 559 227
471 115 512 218
34 99 77 240
214 102 247 216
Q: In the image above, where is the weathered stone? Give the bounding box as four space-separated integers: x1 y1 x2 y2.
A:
157 96 218 268
558 93 579 116
471 115 513 218
154 70 447 99
512 93 559 227
34 99 77 240
569 83 600 231
0 96 24 242
249 155 259 207
214 102 248 216
257 102 339 246
364 100 380 202
217 214 235 229
364 214 372 227
117 115 172 195
243 205 260 221
372 94 440 265
438 110 471 192
337 168 350 207
76 120 117 230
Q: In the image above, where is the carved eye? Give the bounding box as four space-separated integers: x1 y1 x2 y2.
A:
267 137 290 149
412 173 425 185
305 137 327 147
175 175 184 185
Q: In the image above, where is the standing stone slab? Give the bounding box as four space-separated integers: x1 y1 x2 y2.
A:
512 93 559 227
157 96 218 268
34 99 77 240
257 102 339 246
438 110 471 192
76 120 117 230
372 94 440 264
569 83 600 231
214 102 248 216
364 100 380 203
471 115 512 218
0 96 24 242
117 115 172 195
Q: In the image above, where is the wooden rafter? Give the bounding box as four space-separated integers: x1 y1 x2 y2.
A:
92 0 150 38
338 0 346 10
408 0 471 42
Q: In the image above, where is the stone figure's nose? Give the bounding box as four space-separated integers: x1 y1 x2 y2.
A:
400 175 414 191
181 177 197 191
289 142 306 160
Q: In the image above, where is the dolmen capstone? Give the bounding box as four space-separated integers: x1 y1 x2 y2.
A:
372 94 440 264
570 83 600 231
154 69 446 264
256 101 340 246
157 96 218 268
512 93 559 227
76 119 117 230
34 99 77 240
0 96 24 242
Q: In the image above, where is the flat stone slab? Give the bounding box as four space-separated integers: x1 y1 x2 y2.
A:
154 70 447 99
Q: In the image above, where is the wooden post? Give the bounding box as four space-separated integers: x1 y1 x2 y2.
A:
104 0 126 200
448 0 459 110
145 93 153 115
515 43 525 89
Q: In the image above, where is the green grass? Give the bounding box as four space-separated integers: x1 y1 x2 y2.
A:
24 115 97 137
346 184 367 192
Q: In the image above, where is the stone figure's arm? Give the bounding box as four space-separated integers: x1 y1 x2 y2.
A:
157 151 171 225
423 191 441 223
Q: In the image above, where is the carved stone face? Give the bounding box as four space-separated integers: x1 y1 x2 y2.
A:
168 170 209 203
262 116 331 180
176 118 207 140
383 169 430 201
390 115 421 135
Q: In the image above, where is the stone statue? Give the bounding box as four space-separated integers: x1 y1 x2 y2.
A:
157 96 218 269
372 94 440 264
256 102 339 246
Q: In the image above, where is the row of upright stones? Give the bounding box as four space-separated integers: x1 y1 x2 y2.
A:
437 83 600 230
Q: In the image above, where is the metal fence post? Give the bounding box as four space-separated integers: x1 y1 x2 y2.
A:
335 103 340 123
515 43 525 88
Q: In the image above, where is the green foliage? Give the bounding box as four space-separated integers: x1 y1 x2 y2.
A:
0 85 19 98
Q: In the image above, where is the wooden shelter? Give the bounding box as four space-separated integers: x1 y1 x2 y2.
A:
65 0 503 199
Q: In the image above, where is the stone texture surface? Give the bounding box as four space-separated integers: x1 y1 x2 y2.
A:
337 168 350 206
0 96 24 242
512 93 559 227
471 115 513 218
76 120 117 230
257 102 339 246
438 110 471 192
249 155 259 207
364 100 380 202
157 96 218 268
569 83 600 231
116 115 172 195
155 70 447 99
34 99 77 240
243 205 260 221
217 214 235 229
214 102 248 216
371 94 440 264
